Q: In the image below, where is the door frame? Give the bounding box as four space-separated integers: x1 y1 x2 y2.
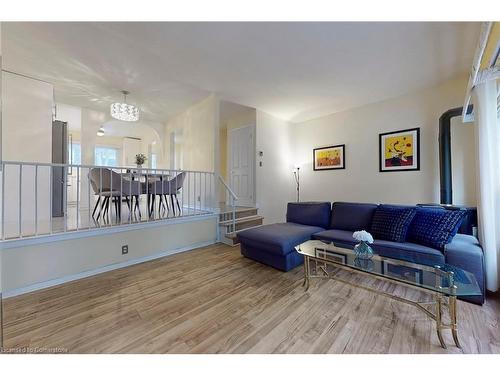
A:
227 123 256 207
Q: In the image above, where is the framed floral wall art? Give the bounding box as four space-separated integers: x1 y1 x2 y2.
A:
379 128 420 172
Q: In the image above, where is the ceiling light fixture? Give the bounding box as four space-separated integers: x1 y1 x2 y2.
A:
97 127 105 137
110 90 140 122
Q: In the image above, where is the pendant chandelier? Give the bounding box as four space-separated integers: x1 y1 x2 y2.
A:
110 90 140 122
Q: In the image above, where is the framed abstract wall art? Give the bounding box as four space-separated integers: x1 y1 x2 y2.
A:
379 128 420 172
313 144 345 171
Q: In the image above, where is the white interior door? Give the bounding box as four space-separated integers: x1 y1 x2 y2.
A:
229 125 255 207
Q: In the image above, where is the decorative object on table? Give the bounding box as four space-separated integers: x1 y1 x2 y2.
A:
353 230 374 259
381 259 423 284
379 127 420 172
313 144 345 171
135 153 147 169
110 90 140 122
292 165 300 202
354 257 374 271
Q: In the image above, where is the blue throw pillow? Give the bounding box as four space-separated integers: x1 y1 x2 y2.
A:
370 205 416 242
408 208 465 251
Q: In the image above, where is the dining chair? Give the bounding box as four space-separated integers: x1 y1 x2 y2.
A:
149 172 186 217
89 168 142 221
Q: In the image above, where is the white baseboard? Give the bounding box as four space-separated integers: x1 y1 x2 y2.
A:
3 239 216 299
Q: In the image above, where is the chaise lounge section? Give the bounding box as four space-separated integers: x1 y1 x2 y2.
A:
238 202 331 271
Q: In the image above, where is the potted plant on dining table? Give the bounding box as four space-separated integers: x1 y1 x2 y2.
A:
135 153 147 170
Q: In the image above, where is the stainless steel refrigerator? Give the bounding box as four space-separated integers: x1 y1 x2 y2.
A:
52 120 68 217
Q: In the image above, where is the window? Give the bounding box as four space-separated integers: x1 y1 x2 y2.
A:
69 142 81 165
95 146 119 167
150 153 158 169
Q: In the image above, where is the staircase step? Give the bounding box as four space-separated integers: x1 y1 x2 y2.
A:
219 208 258 221
219 215 264 233
224 232 240 245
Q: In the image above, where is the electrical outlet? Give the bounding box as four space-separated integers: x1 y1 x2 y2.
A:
122 245 129 255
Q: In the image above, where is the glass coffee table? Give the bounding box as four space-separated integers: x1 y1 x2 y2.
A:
295 240 482 349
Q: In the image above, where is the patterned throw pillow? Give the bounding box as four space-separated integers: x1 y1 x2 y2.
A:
407 208 465 251
370 205 417 242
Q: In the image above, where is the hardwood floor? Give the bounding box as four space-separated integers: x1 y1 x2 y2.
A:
3 243 499 353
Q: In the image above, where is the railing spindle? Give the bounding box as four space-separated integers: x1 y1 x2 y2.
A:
49 166 53 235
18 164 22 238
64 165 68 233
2 163 5 240
34 165 38 236
87 167 91 230
76 166 80 231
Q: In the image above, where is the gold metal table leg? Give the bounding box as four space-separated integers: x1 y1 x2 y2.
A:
304 256 310 291
449 295 461 348
302 255 307 287
435 293 447 349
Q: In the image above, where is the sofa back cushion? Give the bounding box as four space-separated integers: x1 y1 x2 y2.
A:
370 205 417 242
286 202 331 228
408 207 466 250
330 202 378 231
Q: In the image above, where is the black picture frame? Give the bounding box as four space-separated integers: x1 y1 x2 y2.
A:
313 144 346 171
379 127 420 172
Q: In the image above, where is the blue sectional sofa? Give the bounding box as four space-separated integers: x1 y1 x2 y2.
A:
237 201 485 304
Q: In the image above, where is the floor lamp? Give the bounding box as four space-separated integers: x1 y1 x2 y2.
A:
293 166 300 202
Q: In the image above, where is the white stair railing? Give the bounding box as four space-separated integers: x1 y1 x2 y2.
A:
218 175 238 234
0 161 217 241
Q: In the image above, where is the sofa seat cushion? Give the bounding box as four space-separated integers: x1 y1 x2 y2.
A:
370 205 416 242
312 229 444 265
312 229 357 246
286 201 331 228
408 208 466 250
237 223 324 256
371 239 445 265
330 202 378 231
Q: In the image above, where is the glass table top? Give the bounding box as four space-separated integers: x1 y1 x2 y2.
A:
295 240 482 297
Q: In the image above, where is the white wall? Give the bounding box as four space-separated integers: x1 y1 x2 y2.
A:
122 137 141 167
255 110 294 224
55 102 82 133
80 108 107 207
451 116 477 206
290 76 469 205
1 71 53 162
2 216 217 295
164 95 219 173
1 72 53 235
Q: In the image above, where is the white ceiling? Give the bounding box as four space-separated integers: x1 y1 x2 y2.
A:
2 22 480 123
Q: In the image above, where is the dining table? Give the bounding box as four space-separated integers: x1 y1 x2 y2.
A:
121 169 170 217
